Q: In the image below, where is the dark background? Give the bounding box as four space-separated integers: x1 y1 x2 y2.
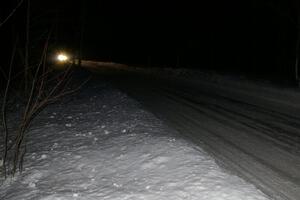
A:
1 0 300 84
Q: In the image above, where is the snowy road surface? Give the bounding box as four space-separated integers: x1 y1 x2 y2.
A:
0 77 271 199
0 78 269 200
84 62 300 200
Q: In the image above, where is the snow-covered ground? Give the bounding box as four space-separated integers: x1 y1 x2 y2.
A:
0 80 271 200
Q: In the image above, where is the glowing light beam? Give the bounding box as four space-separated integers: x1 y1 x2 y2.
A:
57 54 69 62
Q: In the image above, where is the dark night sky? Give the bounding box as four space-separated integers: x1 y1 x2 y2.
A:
82 0 299 82
1 0 299 83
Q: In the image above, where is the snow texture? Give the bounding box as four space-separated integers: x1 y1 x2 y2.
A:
0 82 270 200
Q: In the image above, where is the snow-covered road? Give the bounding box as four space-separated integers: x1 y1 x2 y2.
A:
85 63 300 200
0 74 271 199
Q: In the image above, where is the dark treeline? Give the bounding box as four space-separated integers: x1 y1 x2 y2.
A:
1 0 300 85
0 0 81 87
83 0 300 84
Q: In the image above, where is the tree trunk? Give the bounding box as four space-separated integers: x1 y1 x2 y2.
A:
24 0 30 92
296 30 300 84
295 0 300 86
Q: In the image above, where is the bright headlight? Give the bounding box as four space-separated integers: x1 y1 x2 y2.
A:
57 54 69 62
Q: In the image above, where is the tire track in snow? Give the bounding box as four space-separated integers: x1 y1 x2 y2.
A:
110 72 300 200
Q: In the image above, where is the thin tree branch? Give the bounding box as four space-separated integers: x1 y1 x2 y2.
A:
0 0 25 28
1 38 18 178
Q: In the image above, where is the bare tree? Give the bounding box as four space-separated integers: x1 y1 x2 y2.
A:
1 0 90 178
1 39 18 179
24 0 31 92
294 0 300 85
1 34 88 177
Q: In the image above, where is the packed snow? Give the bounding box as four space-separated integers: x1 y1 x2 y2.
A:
0 81 271 200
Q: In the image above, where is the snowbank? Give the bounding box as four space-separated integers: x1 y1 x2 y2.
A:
0 80 270 200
